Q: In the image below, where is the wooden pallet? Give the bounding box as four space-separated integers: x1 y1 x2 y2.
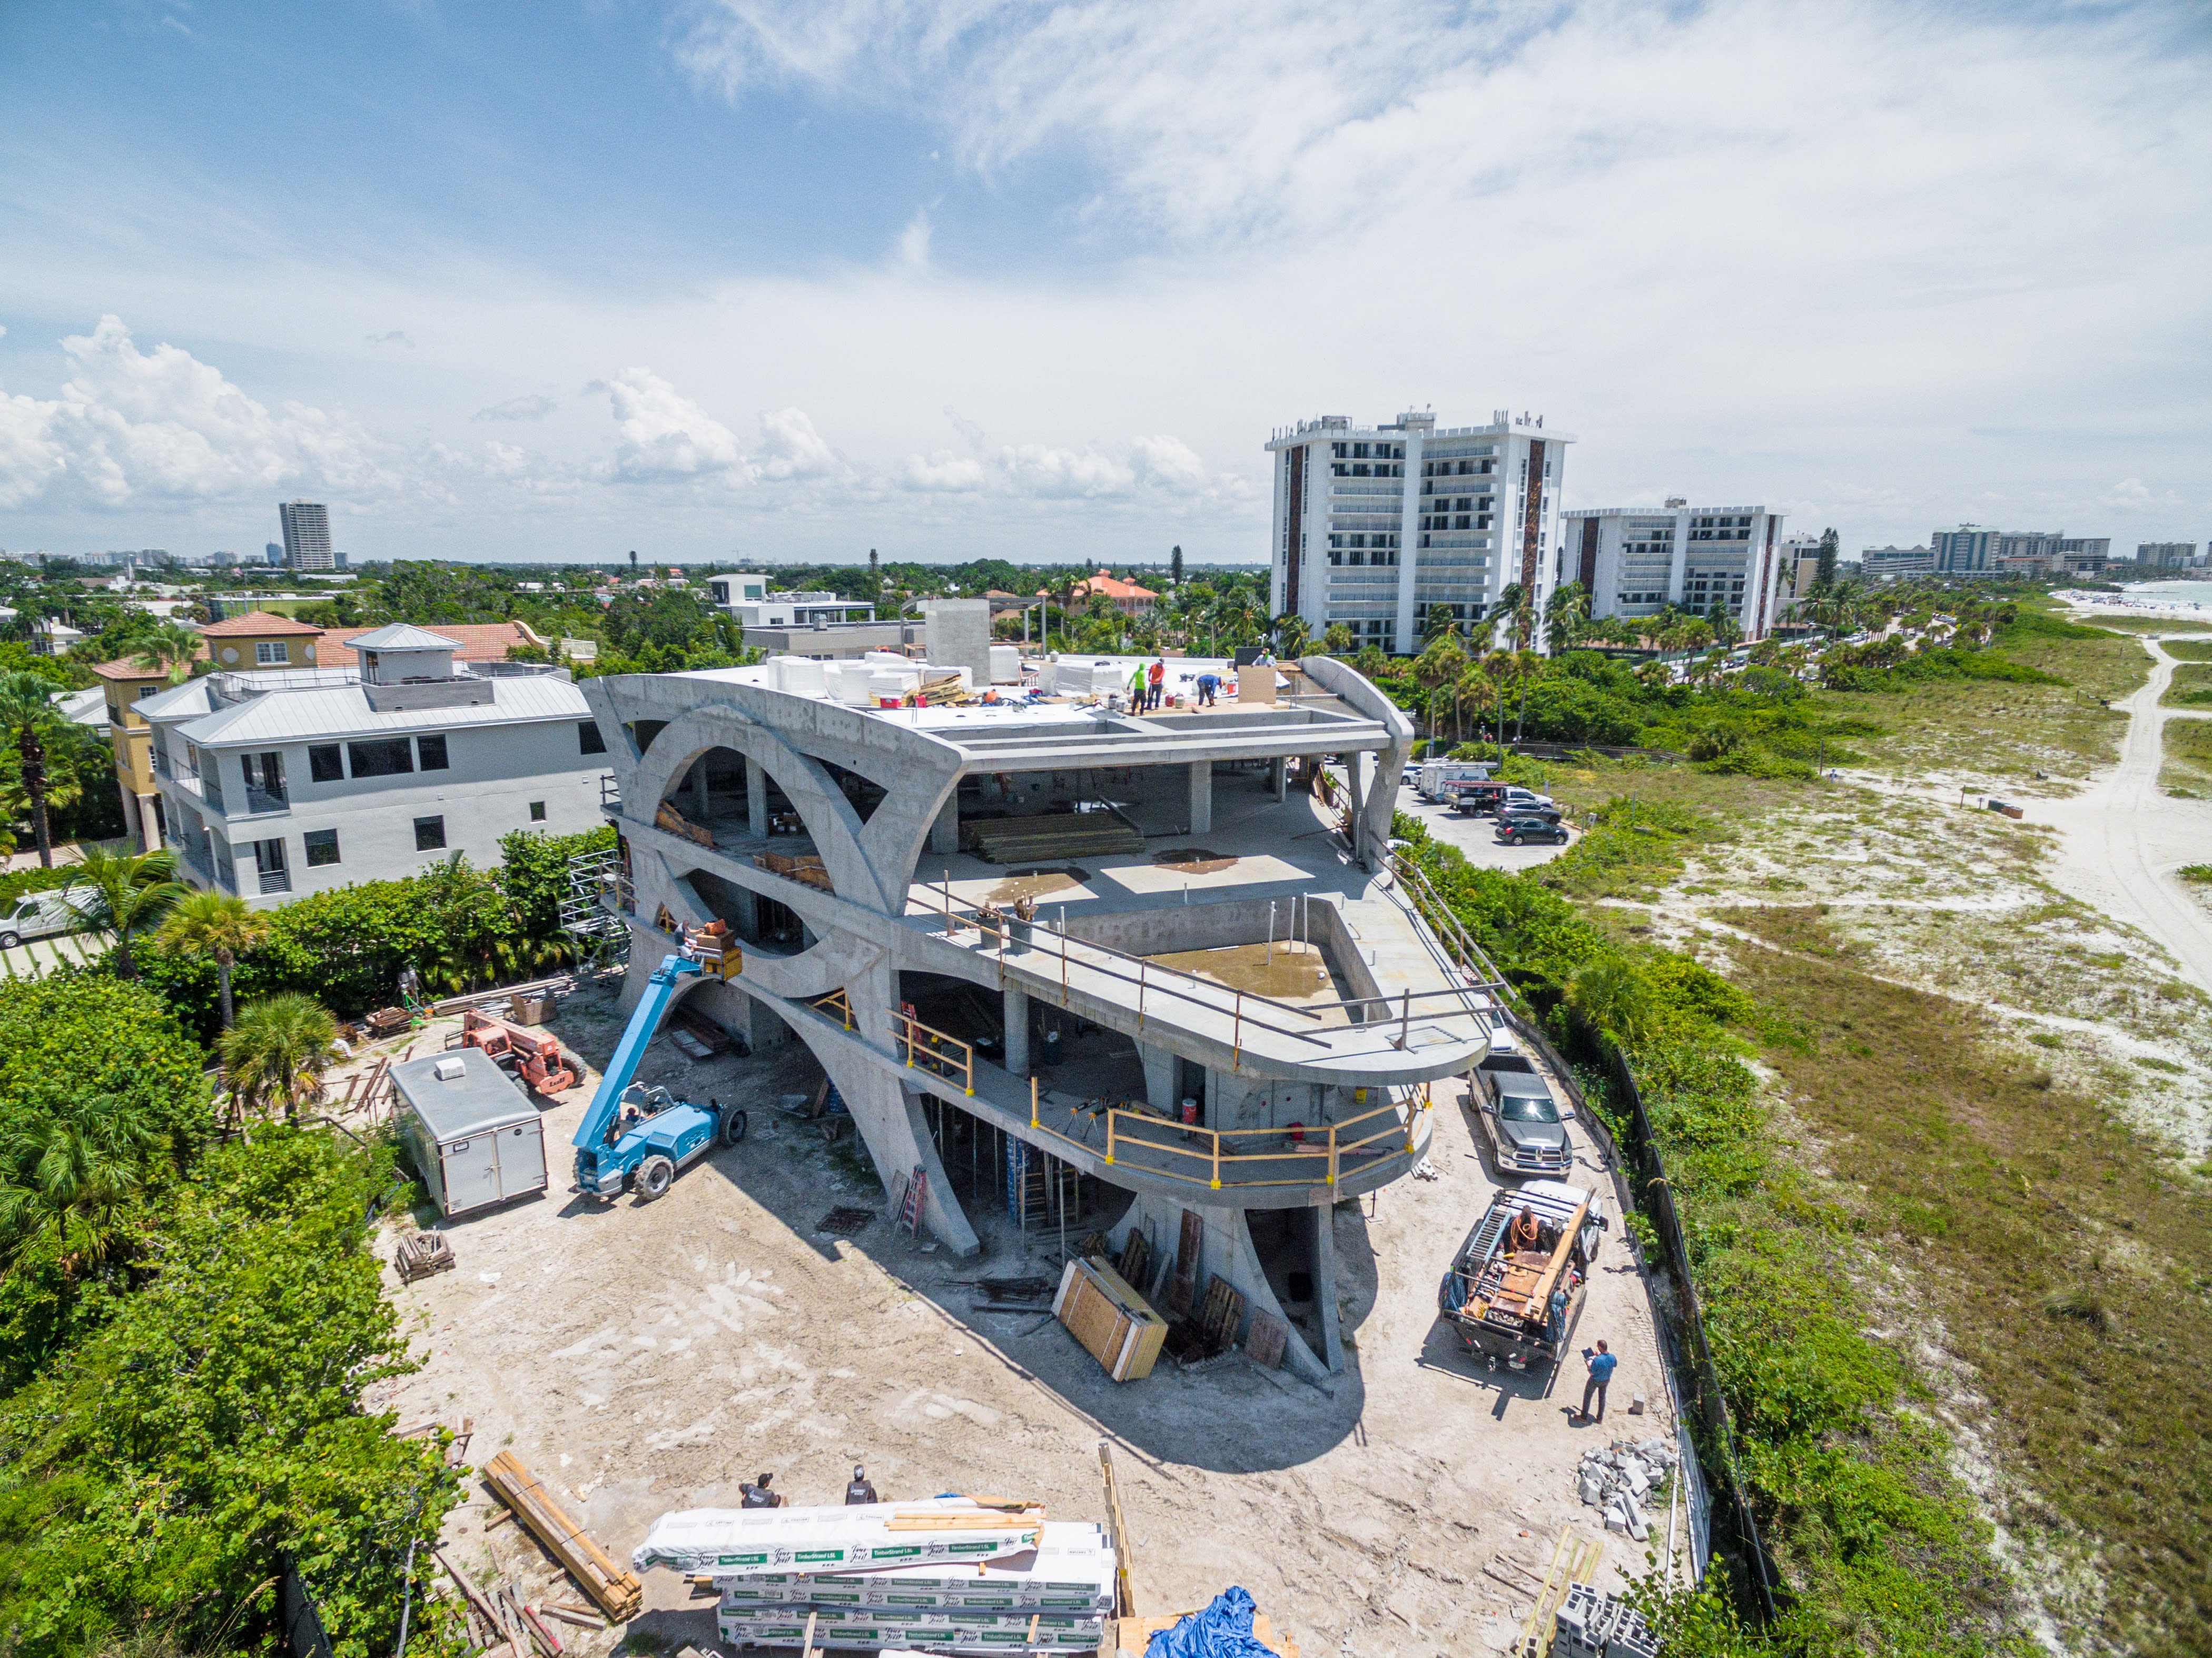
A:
482 1451 642 1621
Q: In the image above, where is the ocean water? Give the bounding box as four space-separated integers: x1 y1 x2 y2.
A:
2121 579 2212 607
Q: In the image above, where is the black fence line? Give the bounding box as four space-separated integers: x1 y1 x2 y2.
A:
1499 1006 1783 1623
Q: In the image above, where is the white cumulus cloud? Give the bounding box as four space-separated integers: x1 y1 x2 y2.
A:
894 449 985 492
0 314 390 510
602 367 745 480
754 406 841 481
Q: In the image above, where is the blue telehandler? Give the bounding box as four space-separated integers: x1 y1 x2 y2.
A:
572 951 747 1201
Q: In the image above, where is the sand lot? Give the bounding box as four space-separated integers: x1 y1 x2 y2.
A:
365 978 1678 1657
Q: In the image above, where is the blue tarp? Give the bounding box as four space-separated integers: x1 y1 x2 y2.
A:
1144 1586 1278 1658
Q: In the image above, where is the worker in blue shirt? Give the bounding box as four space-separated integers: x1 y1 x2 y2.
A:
1579 1340 1617 1423
1196 670 1221 706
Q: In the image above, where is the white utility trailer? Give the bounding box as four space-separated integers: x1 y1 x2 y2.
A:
393 1048 548 1217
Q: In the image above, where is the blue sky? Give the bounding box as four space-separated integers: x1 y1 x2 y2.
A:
3 0 2208 566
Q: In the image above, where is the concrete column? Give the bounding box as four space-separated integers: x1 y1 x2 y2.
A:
1188 759 1212 835
746 757 768 838
839 955 980 1257
136 791 164 852
1346 751 1367 848
1270 757 1287 803
1313 1203 1345 1374
1003 983 1030 1075
1139 1042 1178 1114
692 758 710 821
930 792 959 856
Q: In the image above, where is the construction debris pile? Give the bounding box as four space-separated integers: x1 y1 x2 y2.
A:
1551 1583 1660 1658
634 1498 1115 1654
1575 1438 1680 1543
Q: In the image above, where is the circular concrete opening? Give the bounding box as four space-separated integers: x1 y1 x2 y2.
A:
1153 847 1237 875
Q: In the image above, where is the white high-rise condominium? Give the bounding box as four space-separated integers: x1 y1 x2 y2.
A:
1266 410 1571 655
1561 502 1789 639
279 500 335 571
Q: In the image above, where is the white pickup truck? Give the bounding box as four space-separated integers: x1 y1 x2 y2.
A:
0 888 88 951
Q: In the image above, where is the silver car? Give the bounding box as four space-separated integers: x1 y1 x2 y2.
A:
0 889 88 950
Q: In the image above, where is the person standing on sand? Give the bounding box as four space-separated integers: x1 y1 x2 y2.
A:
1579 1340 1616 1423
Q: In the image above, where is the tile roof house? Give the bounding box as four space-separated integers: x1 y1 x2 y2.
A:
1063 570 1160 617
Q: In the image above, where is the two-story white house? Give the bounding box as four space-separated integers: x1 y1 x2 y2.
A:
141 624 613 906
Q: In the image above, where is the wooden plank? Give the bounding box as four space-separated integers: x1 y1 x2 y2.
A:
482 1451 642 1621
1098 1442 1139 1620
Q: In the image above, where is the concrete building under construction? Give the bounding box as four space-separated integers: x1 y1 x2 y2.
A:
582 624 1499 1385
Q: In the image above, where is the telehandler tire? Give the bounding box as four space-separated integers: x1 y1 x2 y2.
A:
635 1154 676 1201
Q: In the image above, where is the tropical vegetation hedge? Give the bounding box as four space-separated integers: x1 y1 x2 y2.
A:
137 824 614 1033
0 975 462 1658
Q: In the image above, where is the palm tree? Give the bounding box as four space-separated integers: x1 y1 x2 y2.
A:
63 846 184 978
1565 958 1655 1047
220 993 340 1127
1323 623 1355 655
0 1093 163 1269
0 672 62 867
1546 581 1591 654
130 622 204 685
1490 584 1526 650
1272 613 1312 661
1452 665 1491 746
159 890 271 1028
1413 637 1467 748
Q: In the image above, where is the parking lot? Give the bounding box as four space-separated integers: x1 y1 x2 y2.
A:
1390 775 1579 871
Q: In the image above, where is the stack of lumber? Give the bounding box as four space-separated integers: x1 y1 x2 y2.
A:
753 851 834 891
1054 1256 1169 1383
483 1452 643 1621
967 815 1143 864
654 800 716 848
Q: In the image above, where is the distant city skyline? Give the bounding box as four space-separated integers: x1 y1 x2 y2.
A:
1 3 2205 564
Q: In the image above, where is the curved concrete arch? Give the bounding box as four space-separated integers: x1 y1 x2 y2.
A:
667 866 887 1001
610 685 965 916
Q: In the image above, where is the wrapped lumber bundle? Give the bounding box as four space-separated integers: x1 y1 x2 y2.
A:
633 1496 1044 1576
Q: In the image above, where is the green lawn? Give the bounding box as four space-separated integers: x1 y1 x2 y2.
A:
2159 640 2212 662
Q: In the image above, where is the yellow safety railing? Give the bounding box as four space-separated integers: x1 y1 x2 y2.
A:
811 988 854 1029
1022 1080 1433 1192
895 1009 975 1096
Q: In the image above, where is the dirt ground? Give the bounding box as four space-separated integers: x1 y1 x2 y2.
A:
363 979 1681 1657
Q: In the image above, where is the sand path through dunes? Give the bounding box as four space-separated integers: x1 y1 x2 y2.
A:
2038 636 2212 994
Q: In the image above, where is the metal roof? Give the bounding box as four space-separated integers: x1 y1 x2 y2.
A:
390 1047 540 1142
345 623 463 651
166 674 591 747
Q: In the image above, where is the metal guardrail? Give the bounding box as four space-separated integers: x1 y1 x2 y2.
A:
905 883 1494 1065
801 992 1430 1192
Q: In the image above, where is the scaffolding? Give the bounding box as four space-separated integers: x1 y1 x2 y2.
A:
560 845 630 972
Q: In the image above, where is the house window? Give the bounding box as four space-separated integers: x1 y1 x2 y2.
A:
252 837 289 893
304 828 341 867
255 642 288 665
578 721 607 755
414 816 446 851
417 734 450 771
529 801 547 822
348 737 413 777
309 744 343 783
137 683 159 699
107 702 122 726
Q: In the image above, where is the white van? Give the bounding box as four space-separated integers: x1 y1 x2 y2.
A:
0 888 88 950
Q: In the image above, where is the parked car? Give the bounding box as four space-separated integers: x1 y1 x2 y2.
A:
1497 817 1569 846
0 887 88 950
1471 1038 1574 1176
